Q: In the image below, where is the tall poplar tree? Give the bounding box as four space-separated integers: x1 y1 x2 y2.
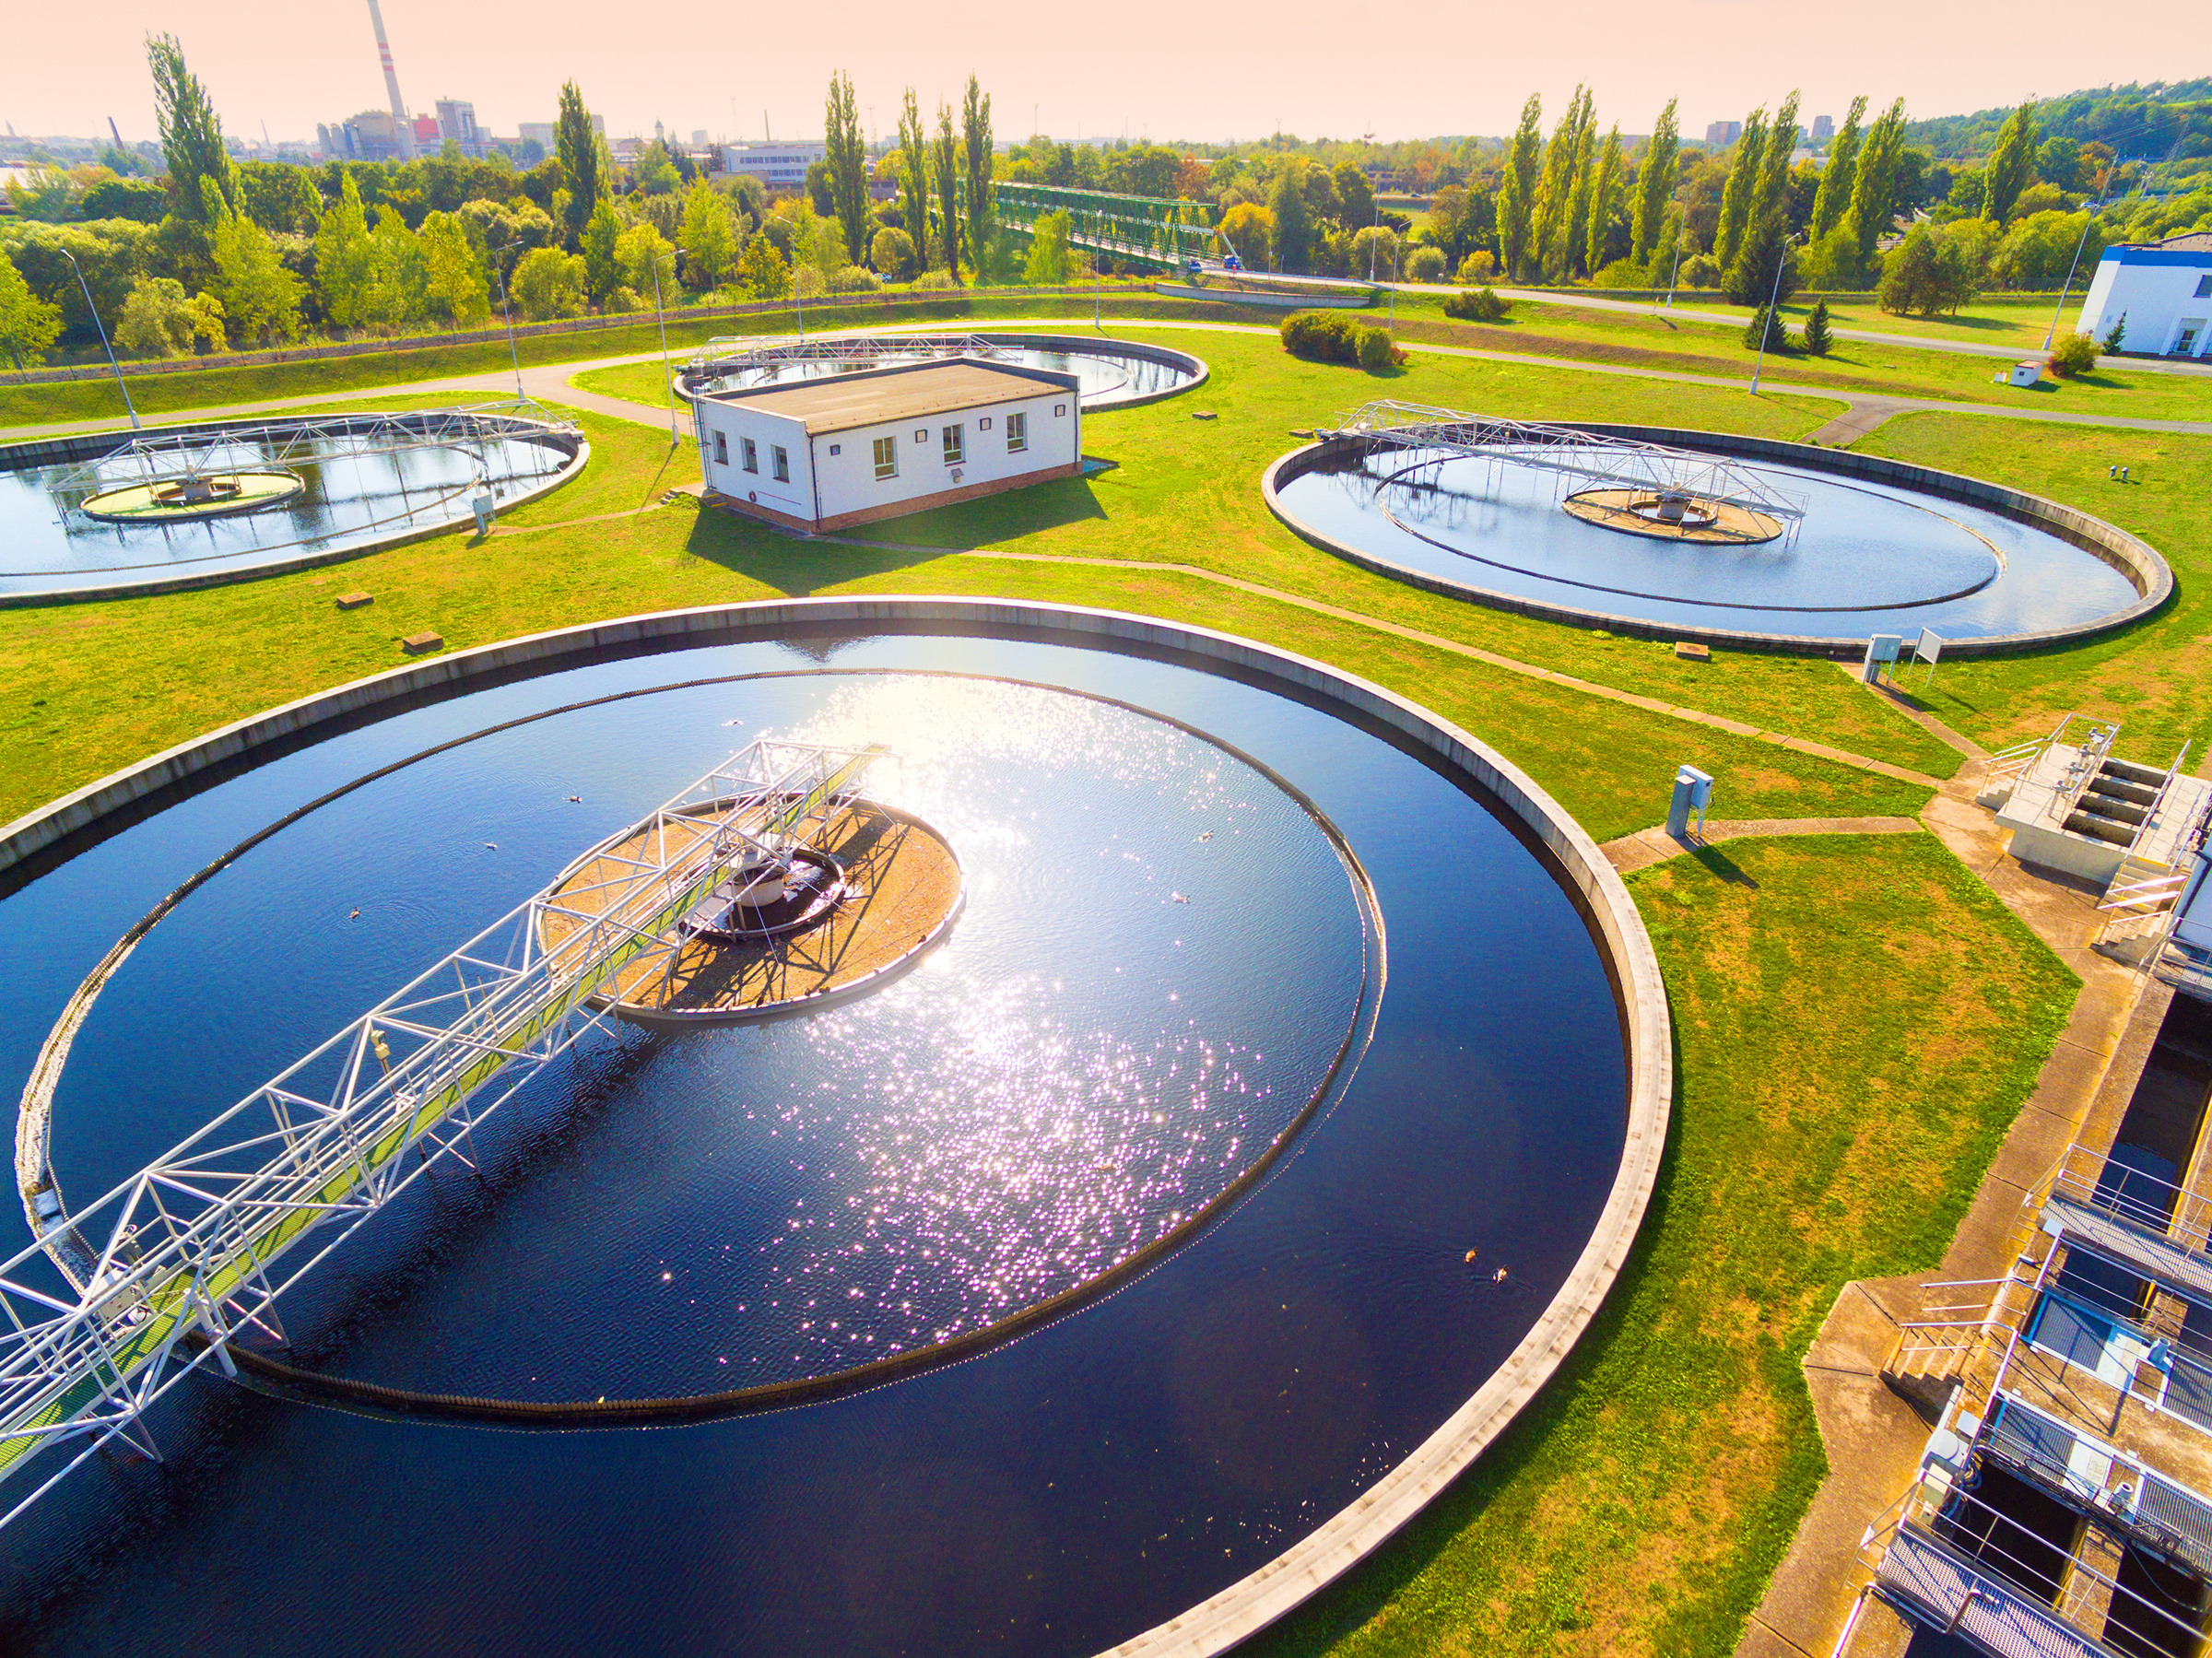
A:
1810 96 1867 241
1983 101 2040 225
959 76 994 280
1530 86 1591 280
1849 99 1910 262
1585 125 1625 276
1496 94 1544 279
1558 114 1598 278
898 89 929 266
1754 90 1801 226
555 81 604 250
932 100 962 281
1630 99 1679 266
1714 106 1769 268
824 73 869 269
147 32 233 224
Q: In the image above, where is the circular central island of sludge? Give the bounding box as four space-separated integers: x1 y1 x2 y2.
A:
5 615 1657 1658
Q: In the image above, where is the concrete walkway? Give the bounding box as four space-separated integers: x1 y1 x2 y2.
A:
1599 816 1923 874
13 318 2212 450
1461 285 2212 378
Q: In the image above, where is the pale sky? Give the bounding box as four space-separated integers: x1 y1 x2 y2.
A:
5 0 2203 150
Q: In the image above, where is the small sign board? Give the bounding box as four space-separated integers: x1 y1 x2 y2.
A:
1914 629 1943 666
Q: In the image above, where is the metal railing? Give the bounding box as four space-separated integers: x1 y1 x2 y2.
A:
0 737 880 1527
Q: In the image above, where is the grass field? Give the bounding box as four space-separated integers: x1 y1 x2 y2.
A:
0 304 2166 1658
1253 832 2077 1657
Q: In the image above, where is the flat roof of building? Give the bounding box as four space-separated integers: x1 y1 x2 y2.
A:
700 358 1077 436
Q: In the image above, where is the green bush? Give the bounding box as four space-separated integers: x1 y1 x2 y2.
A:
1279 309 1397 370
829 265 881 294
2048 329 2100 376
912 270 959 291
1442 286 1510 323
1742 303 1791 353
1404 247 1446 283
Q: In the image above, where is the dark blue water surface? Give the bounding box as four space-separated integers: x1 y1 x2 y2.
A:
0 630 1627 1657
0 429 573 600
1277 445 2143 642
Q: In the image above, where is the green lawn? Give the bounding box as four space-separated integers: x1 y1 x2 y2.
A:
1253 832 2077 1657
1853 413 2212 765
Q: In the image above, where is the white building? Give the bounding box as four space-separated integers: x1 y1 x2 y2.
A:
433 99 483 158
694 359 1083 534
721 137 826 192
2074 231 2212 359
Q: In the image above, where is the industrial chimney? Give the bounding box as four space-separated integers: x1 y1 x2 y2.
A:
364 0 416 160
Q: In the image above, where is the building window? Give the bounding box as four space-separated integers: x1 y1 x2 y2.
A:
1054 403 1067 417
914 429 927 443
828 443 841 456
713 431 728 464
942 424 964 464
1006 412 1028 453
741 438 759 474
873 435 898 479
979 416 993 431
2197 275 2212 299
771 445 790 483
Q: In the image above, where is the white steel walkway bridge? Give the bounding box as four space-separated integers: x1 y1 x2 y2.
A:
0 737 880 1525
1332 401 1810 541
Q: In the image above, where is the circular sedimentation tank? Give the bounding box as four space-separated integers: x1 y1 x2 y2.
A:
0 600 1665 1657
0 408 588 605
678 331 1207 411
1265 424 2169 653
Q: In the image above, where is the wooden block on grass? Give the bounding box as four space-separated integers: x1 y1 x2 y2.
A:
335 592 372 609
1674 641 1712 662
402 631 444 655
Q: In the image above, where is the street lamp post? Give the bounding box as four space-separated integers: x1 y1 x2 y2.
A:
60 247 139 430
651 251 681 441
485 238 525 401
2041 202 2104 351
1663 210 1687 312
1748 231 1799 396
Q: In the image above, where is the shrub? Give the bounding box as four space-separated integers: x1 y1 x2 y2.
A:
829 265 881 294
870 227 916 280
1801 298 1834 357
2102 315 2127 353
794 265 828 300
1454 251 1497 283
1404 246 1446 283
1280 309 1396 369
604 286 645 314
1677 253 1722 288
1591 258 1647 288
1442 286 1510 323
912 269 959 291
2048 329 2100 376
510 247 586 321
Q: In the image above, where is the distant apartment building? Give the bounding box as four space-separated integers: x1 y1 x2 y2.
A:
1704 120 1743 148
518 122 556 152
722 137 827 192
434 99 484 158
1810 113 1835 144
691 129 710 147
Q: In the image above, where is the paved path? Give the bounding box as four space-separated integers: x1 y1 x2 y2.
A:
1600 815 1923 874
14 319 2212 450
1455 285 2212 378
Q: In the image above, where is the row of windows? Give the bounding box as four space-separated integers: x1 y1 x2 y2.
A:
715 405 1061 487
711 431 788 482
870 412 1036 481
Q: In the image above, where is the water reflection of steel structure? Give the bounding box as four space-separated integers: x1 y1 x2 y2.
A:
1335 401 1809 547
0 735 879 1528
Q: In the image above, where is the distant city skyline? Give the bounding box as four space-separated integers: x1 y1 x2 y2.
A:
6 0 2204 151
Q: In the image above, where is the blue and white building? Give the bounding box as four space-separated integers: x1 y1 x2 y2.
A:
2074 231 2212 359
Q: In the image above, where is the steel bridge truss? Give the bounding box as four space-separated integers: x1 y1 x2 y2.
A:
1335 402 1809 537
994 181 1218 271
53 401 577 496
0 736 881 1525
